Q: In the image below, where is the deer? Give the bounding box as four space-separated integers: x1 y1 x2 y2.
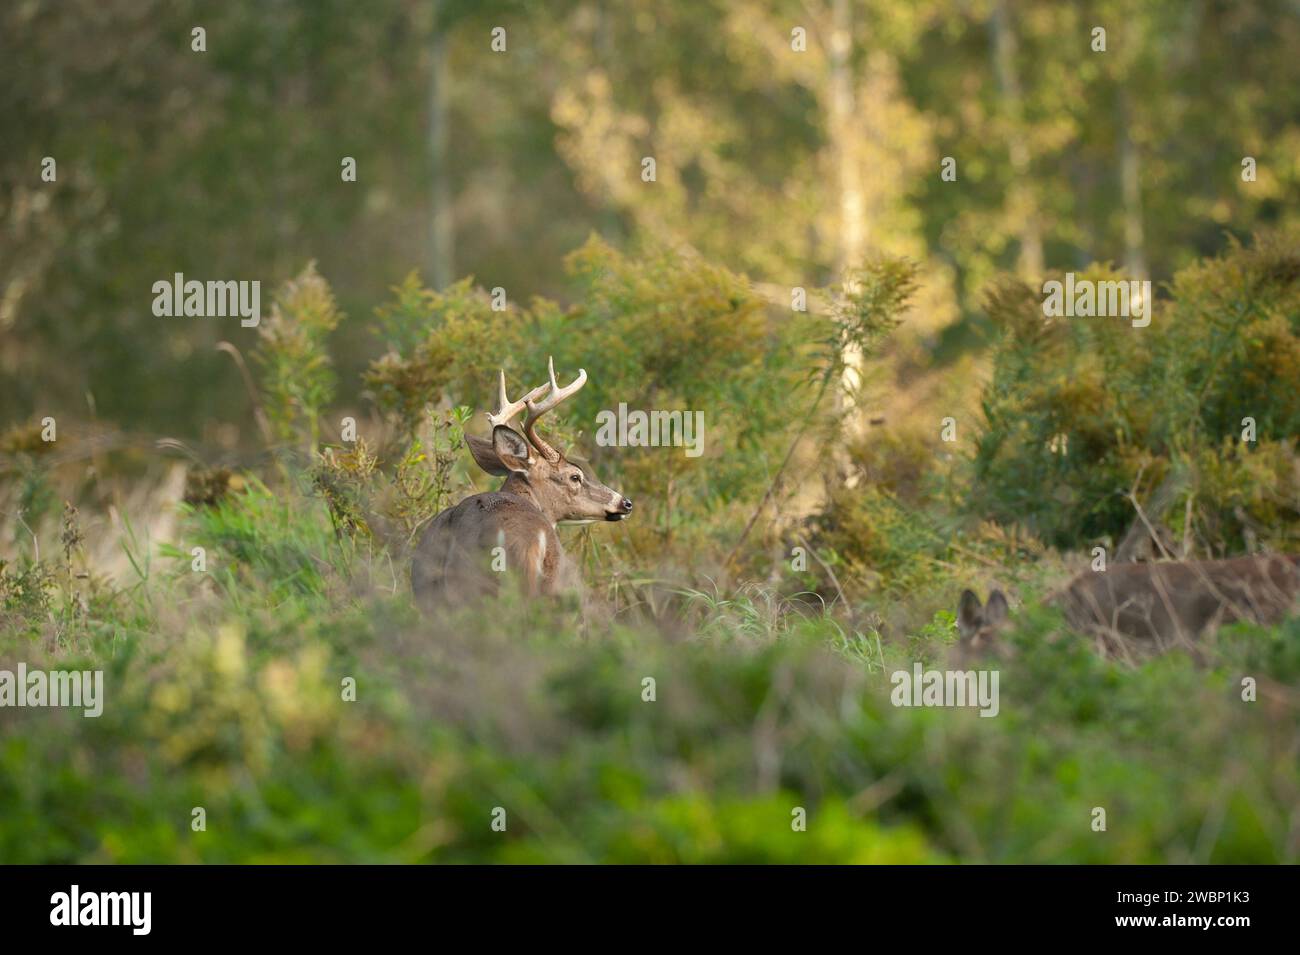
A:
956 554 1300 661
411 358 633 608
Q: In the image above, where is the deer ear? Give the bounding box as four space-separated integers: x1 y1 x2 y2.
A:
957 589 983 639
985 590 1010 626
490 425 533 474
466 434 508 475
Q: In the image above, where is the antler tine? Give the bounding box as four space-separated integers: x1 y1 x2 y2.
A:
486 369 547 429
524 356 587 461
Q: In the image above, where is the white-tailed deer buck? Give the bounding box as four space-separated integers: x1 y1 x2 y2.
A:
958 555 1300 659
412 358 632 607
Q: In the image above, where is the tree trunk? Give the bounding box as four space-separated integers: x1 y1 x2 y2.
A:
990 0 1043 279
829 0 865 275
428 8 453 290
828 0 866 427
1119 91 1148 290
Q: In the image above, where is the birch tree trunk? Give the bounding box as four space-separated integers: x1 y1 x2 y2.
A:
428 6 453 290
828 0 866 422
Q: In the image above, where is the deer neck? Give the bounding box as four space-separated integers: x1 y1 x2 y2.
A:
499 473 554 525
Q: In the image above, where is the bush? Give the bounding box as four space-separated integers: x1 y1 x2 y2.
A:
972 231 1300 553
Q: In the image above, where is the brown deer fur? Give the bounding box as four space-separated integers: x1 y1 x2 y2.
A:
957 555 1300 659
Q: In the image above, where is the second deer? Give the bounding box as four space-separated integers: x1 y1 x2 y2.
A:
957 554 1300 660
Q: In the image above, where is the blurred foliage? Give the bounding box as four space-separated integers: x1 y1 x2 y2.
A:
1 492 1296 862
311 440 379 542
365 275 510 436
5 0 1300 434
255 262 345 452
183 466 246 509
972 232 1300 553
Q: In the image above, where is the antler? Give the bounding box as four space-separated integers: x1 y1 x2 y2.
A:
486 369 548 429
524 356 587 461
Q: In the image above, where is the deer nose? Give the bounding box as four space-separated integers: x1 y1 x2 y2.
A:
620 498 633 513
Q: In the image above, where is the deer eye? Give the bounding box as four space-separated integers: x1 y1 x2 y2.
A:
569 472 582 484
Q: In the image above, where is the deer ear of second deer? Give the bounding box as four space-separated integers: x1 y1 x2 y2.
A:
411 358 632 608
956 589 1010 655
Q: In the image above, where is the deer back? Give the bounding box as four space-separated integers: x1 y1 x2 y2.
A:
1051 555 1300 647
412 490 564 607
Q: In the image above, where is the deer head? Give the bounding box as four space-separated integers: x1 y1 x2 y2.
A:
464 357 633 526
956 589 1010 652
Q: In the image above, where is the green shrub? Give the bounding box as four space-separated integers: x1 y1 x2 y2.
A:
972 231 1300 552
255 262 345 452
